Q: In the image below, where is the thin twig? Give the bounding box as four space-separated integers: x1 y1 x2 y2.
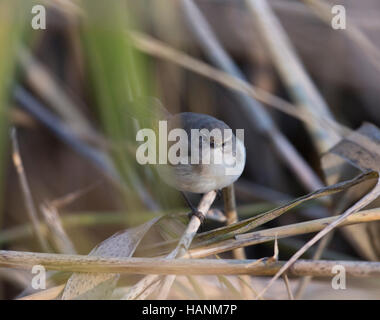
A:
223 185 251 298
223 185 240 226
294 232 333 299
10 128 50 252
49 181 102 209
282 274 294 300
158 191 217 299
222 185 246 258
39 184 101 255
40 203 76 254
123 191 217 300
295 187 362 298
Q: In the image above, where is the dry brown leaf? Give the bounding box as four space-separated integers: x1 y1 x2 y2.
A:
258 123 380 297
322 123 380 260
61 217 160 300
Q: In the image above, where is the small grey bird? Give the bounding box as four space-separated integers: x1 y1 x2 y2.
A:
156 112 246 194
136 98 246 219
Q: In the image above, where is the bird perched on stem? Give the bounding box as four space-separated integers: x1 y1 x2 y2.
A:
135 98 246 221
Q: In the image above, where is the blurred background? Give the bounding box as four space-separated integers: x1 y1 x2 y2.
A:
1 0 380 299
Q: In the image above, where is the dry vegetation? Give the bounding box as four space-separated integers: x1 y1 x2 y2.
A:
0 0 380 300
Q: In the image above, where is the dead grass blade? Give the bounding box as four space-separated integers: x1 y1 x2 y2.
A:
282 274 294 300
61 217 160 299
40 203 76 255
257 172 380 298
195 171 376 242
187 208 380 258
10 128 50 252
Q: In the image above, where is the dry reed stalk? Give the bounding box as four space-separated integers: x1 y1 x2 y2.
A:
2 251 380 278
186 208 380 258
223 185 252 298
245 0 340 153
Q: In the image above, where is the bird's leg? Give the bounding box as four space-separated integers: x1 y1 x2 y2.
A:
181 192 205 224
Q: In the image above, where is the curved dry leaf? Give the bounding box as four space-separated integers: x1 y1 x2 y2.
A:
258 123 380 297
322 122 380 260
61 217 160 300
322 123 380 184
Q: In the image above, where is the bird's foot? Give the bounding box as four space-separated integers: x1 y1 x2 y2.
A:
187 210 205 224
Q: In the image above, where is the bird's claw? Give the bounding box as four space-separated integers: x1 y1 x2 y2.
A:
188 210 205 224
